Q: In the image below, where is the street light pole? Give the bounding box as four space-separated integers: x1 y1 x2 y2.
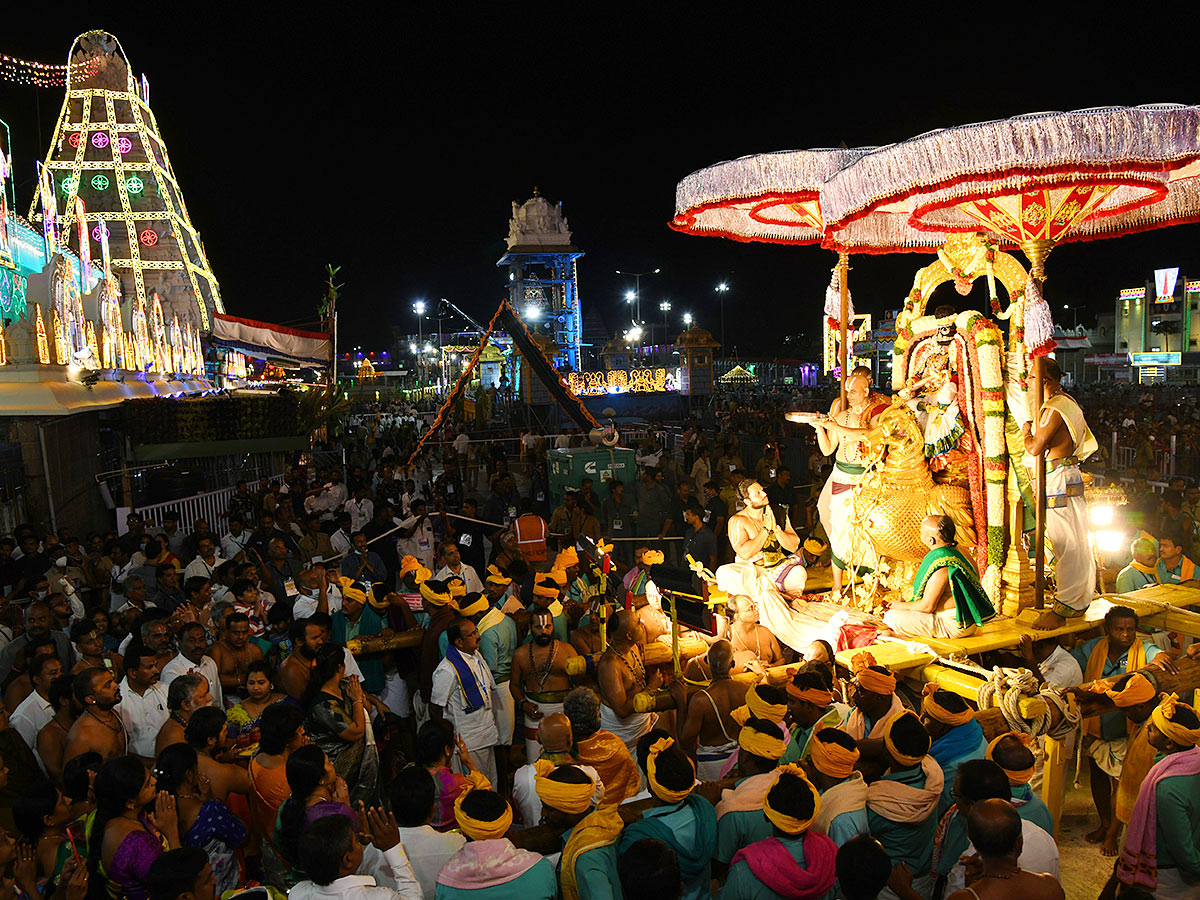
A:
616 267 660 325
413 300 426 395
659 300 671 344
716 282 729 353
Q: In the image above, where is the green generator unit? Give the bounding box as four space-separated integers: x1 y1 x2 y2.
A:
547 446 637 506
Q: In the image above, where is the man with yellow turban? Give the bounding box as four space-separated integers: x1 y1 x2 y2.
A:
1117 694 1200 899
538 764 621 900
719 765 839 900
435 785 556 900
714 716 788 874
865 711 943 899
919 686 987 817
1069 605 1170 847
417 578 459 725
986 732 1054 835
802 728 869 847
528 570 571 643
843 652 905 742
619 732 717 900
780 669 847 765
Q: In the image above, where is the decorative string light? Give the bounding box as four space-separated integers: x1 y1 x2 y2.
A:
0 52 99 88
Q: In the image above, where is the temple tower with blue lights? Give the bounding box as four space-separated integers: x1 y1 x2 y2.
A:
497 190 584 372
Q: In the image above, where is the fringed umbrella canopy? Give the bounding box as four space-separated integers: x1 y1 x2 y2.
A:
670 147 868 245
717 364 756 384
822 104 1200 250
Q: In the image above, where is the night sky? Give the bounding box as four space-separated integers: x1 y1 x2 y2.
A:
2 11 1198 358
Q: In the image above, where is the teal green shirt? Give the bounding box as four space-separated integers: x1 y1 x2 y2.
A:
718 835 837 900
1069 637 1162 740
934 732 988 818
558 825 624 900
1114 565 1161 594
779 707 847 766
826 807 869 848
434 858 557 900
866 767 939 874
716 786 773 864
1011 784 1055 836
1155 768 1200 878
480 612 519 681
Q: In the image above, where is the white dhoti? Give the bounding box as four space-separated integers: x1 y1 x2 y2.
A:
600 703 657 758
1044 463 1096 618
452 745 497 788
1088 735 1128 779
883 605 976 639
816 460 864 573
381 671 411 718
493 679 515 745
523 695 565 763
696 739 738 781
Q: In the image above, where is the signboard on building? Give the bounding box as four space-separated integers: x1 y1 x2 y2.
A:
1130 351 1181 366
1155 267 1180 303
1085 354 1130 369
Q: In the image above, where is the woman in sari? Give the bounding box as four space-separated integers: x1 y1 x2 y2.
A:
154 743 247 897
273 744 356 887
417 720 487 832
12 780 75 892
86 755 179 900
303 644 378 806
225 660 286 753
248 704 306 885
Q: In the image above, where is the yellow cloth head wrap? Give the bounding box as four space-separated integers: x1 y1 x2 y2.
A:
533 572 561 598
883 711 926 768
738 725 788 761
786 682 834 708
921 684 975 726
485 564 512 586
549 567 568 586
533 759 597 815
420 581 452 607
641 550 664 566
761 764 821 835
803 538 828 556
646 737 694 804
730 684 788 726
458 593 490 618
851 651 897 695
399 555 422 579
1105 672 1157 708
596 539 613 556
366 583 391 611
446 578 468 598
1151 693 1200 748
452 773 511 840
339 578 369 605
808 729 860 779
984 732 1035 786
555 547 580 570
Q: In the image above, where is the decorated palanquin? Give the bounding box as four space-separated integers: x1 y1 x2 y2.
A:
848 233 1034 611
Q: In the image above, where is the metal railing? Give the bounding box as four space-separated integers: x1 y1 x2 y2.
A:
134 474 286 528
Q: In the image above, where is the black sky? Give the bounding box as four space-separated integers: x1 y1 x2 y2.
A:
2 9 1199 356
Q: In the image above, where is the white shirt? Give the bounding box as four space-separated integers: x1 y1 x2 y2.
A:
221 531 250 560
293 590 343 620
431 650 499 751
946 819 1059 894
330 529 353 557
184 554 226 582
397 516 435 569
434 563 483 595
289 842 422 900
395 825 465 899
346 498 375 533
117 678 170 757
11 690 54 752
159 653 224 710
1041 645 1083 690
512 762 542 827
454 434 469 455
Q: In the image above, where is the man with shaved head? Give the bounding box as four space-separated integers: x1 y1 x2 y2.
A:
511 712 576 826
946 799 1063 900
679 639 750 778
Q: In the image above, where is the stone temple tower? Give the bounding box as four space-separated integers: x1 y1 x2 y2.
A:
28 30 223 334
497 189 584 372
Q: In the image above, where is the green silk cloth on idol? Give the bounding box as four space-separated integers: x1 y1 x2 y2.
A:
909 545 995 628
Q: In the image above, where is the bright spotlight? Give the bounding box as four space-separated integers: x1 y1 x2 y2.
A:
1095 529 1125 553
625 291 636 302
525 306 542 321
1089 504 1114 526
413 300 426 315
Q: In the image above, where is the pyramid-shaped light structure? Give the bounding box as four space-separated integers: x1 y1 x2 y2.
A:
28 30 224 331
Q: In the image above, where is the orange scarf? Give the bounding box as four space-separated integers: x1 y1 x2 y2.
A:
574 731 639 807
1115 719 1157 824
1082 638 1146 738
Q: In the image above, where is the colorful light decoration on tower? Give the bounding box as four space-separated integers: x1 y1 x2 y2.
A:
74 196 90 295
125 175 143 195
90 174 108 190
139 229 158 247
0 148 11 270
37 163 58 262
34 304 49 364
116 136 132 155
90 132 108 150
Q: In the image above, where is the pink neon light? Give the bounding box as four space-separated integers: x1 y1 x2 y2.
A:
91 132 109 149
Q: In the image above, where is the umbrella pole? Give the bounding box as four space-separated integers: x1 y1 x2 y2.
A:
839 252 850 408
1021 239 1054 611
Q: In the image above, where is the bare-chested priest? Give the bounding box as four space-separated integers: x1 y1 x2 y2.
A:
510 607 578 762
726 479 806 596
679 640 751 779
788 365 889 596
596 608 661 756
